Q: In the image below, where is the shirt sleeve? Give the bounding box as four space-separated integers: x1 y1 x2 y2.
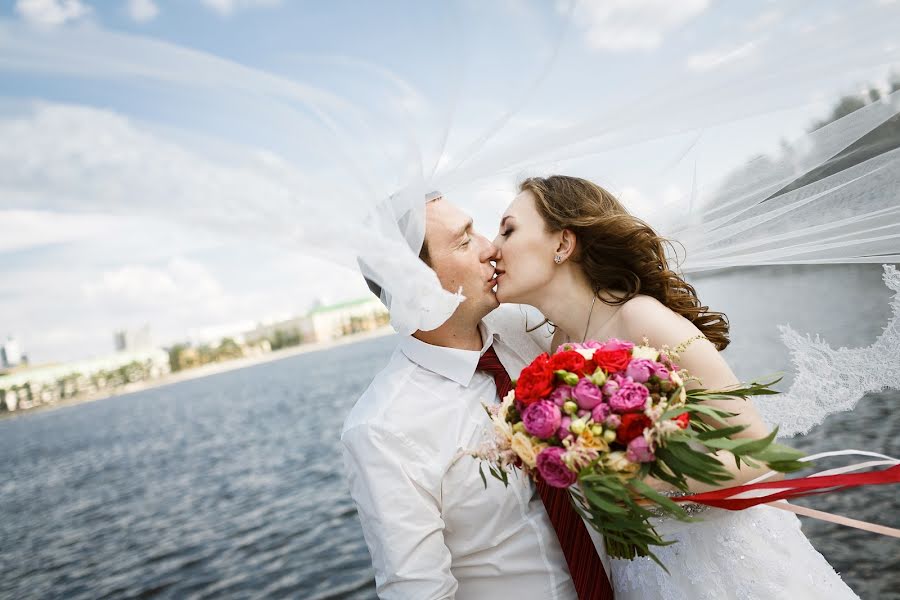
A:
341 424 457 600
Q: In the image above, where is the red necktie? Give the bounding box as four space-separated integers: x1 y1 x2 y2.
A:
477 346 615 600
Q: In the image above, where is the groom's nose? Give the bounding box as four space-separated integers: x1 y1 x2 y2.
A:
477 234 499 262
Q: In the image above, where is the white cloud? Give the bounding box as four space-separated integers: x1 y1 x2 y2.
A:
686 40 759 72
0 210 122 252
200 0 281 17
81 258 235 319
567 0 710 52
15 0 90 27
746 9 782 32
0 103 313 238
127 0 159 23
0 102 371 362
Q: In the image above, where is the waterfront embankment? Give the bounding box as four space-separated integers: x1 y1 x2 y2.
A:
0 326 395 420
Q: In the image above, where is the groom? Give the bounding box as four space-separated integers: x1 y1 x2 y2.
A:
341 194 614 599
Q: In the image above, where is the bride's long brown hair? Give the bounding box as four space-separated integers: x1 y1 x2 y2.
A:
521 175 731 350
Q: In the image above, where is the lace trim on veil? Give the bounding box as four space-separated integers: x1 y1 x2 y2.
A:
755 264 900 437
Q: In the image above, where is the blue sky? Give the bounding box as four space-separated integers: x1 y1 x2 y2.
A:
2 0 898 363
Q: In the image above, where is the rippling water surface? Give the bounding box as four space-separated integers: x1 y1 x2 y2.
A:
1 312 897 599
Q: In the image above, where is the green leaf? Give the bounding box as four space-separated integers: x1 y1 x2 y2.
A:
752 443 806 463
583 487 630 515
767 460 808 473
695 424 747 440
730 427 779 456
628 479 690 519
682 404 735 425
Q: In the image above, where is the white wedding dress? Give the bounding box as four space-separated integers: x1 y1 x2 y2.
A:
609 504 859 600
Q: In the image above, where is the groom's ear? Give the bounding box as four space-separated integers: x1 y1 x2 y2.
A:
556 229 577 261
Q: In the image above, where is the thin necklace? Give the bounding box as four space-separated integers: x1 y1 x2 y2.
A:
563 293 621 345
581 294 598 343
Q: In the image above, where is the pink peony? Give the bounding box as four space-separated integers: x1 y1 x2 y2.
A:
557 416 573 440
548 385 574 407
625 358 656 383
573 378 603 409
604 414 621 429
601 379 620 397
536 446 577 488
653 364 670 380
626 436 656 463
556 343 583 353
609 381 650 413
600 338 635 352
522 400 563 439
591 403 610 423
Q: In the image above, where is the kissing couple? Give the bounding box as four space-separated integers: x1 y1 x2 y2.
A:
341 176 860 600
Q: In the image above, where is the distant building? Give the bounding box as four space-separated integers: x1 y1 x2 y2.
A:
1 336 23 368
0 347 170 412
114 325 154 352
307 297 389 343
243 316 312 348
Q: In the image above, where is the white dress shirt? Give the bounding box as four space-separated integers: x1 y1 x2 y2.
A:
341 305 580 600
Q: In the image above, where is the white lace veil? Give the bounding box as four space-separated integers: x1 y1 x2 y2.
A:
0 1 898 434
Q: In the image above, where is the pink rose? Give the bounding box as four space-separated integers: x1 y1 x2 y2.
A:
573 378 603 409
609 381 650 413
591 403 610 423
557 416 573 440
625 358 656 383
536 446 577 488
581 340 604 349
626 436 656 463
522 400 562 440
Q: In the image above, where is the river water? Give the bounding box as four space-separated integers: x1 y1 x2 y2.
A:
1 264 897 599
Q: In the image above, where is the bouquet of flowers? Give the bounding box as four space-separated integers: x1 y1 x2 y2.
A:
474 337 807 565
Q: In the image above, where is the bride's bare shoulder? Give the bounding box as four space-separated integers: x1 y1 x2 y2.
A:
617 294 697 346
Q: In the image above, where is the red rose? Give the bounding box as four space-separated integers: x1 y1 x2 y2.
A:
515 354 555 405
593 348 632 373
548 350 587 376
674 412 690 429
616 413 652 444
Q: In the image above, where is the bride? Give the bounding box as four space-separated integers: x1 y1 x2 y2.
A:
491 174 860 600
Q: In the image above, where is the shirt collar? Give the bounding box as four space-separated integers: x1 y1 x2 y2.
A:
399 320 499 386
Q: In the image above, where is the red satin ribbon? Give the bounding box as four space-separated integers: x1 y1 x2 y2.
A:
672 464 900 510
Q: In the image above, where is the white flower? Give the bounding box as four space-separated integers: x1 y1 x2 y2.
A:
632 345 660 361
575 348 597 360
604 450 637 473
511 432 542 468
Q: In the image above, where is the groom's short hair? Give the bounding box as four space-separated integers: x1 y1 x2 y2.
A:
363 192 441 303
